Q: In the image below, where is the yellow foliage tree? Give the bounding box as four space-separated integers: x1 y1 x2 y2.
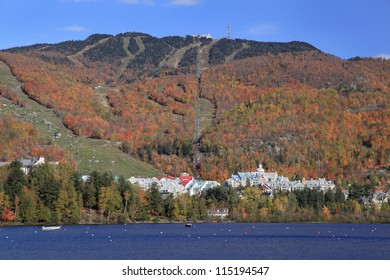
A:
322 205 331 220
259 207 269 217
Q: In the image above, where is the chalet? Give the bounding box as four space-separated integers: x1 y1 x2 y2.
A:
292 181 305 191
127 173 219 198
226 164 279 188
159 179 184 198
179 173 193 188
304 178 335 191
342 190 349 200
371 191 389 205
359 197 371 207
225 175 241 188
225 163 337 195
0 157 58 175
128 176 160 190
207 207 229 218
259 184 273 195
186 180 220 196
160 175 177 181
264 179 304 193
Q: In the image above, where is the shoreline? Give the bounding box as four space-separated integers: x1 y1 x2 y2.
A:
1 220 389 227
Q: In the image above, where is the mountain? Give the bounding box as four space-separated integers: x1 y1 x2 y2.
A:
4 33 319 78
0 32 388 185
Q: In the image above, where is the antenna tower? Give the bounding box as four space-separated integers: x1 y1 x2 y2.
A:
227 24 231 39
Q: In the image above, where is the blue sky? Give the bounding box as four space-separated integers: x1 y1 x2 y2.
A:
0 0 389 59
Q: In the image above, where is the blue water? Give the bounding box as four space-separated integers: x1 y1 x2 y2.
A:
0 223 389 260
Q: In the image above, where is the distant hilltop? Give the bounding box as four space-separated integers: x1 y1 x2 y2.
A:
3 31 319 73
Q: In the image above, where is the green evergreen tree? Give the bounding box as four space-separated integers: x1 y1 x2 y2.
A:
164 194 175 219
287 192 298 212
198 196 207 219
335 186 344 203
147 184 164 216
171 200 181 220
35 198 52 223
189 196 200 220
117 175 130 194
83 181 97 209
30 163 60 211
71 172 84 194
18 186 37 223
324 189 335 207
226 187 239 220
4 160 26 205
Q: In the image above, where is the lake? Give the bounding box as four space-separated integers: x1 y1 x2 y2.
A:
0 223 389 260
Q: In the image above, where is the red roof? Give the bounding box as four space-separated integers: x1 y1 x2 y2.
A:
180 175 192 180
180 175 193 187
164 175 176 180
181 179 192 187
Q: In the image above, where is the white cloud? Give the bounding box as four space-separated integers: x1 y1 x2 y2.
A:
168 0 200 6
61 25 88 32
248 23 277 36
375 54 390 60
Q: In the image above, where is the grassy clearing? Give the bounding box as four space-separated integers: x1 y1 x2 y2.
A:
0 61 162 178
198 97 215 132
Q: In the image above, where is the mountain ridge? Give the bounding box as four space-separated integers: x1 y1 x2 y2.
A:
3 32 320 75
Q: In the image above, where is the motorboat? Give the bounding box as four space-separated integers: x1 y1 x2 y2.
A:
42 225 61 231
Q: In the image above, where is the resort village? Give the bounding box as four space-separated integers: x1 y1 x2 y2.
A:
126 164 336 198
1 157 388 207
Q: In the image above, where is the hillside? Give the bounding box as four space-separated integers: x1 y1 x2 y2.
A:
0 59 161 177
0 32 389 185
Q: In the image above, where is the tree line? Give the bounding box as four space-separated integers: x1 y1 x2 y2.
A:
1 161 389 225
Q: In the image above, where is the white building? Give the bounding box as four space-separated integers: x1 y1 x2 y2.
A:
226 164 278 188
304 178 335 191
192 34 212 39
128 177 160 191
0 157 58 175
128 176 184 197
128 175 220 197
207 207 229 218
186 180 220 196
225 163 336 193
159 179 185 198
